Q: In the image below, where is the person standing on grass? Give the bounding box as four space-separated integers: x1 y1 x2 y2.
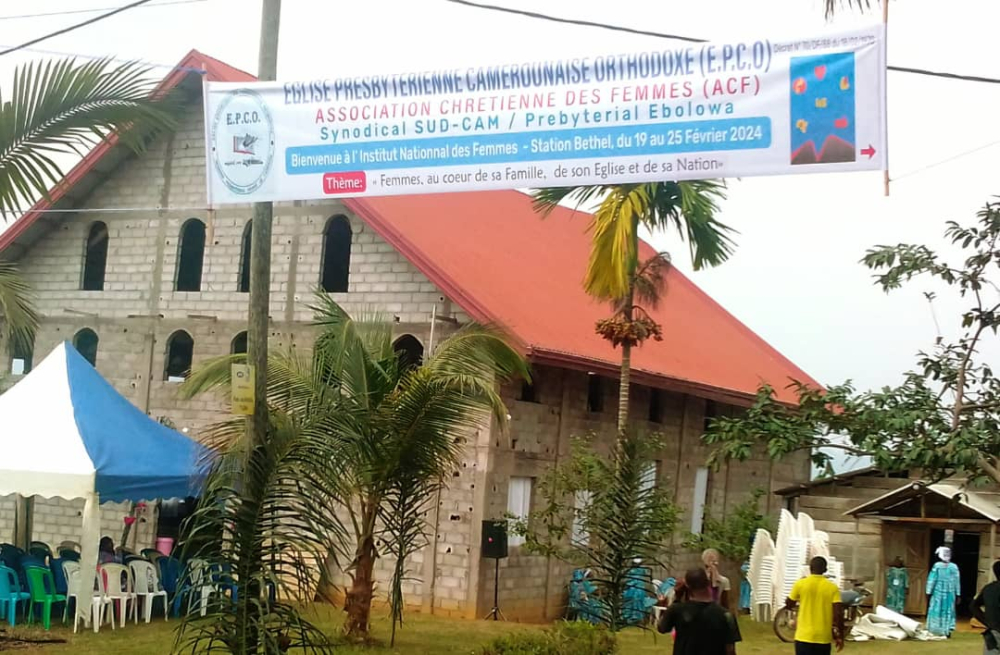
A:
786 556 844 654
658 568 741 655
971 560 1000 654
702 548 732 609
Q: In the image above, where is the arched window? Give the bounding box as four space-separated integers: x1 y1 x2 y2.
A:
320 215 351 293
393 334 424 371
72 328 99 366
82 221 109 291
165 330 194 381
238 221 252 293
176 219 206 292
231 331 248 355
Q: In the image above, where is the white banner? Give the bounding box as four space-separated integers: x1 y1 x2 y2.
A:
204 26 886 204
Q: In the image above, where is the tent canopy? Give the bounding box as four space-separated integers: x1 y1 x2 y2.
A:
0 341 209 503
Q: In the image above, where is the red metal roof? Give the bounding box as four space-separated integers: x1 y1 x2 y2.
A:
347 193 817 404
0 50 818 405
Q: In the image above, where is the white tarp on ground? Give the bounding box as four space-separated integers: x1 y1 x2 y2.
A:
851 605 946 641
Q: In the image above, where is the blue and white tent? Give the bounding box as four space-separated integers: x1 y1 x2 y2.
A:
0 342 209 627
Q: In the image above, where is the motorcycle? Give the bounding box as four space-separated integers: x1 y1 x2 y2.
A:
773 579 872 643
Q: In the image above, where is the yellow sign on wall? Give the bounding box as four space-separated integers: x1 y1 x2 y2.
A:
231 363 255 416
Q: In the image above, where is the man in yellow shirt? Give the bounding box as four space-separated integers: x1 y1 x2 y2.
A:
787 556 844 654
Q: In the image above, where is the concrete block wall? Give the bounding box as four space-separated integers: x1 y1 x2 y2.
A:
0 497 157 554
0 495 14 544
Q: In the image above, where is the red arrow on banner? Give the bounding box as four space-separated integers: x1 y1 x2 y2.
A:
860 145 876 159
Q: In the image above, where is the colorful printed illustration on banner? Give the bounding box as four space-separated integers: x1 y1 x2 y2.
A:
789 52 856 165
210 89 276 195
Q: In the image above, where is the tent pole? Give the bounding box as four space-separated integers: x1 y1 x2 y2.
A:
78 492 101 631
13 494 32 550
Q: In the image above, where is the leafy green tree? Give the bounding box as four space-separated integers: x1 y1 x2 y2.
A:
684 488 772 566
705 201 1000 487
183 294 528 642
532 183 735 434
510 431 680 631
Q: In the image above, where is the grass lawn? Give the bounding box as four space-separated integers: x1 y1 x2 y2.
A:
2 607 980 653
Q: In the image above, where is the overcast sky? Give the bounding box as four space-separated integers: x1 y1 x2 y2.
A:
3 0 999 469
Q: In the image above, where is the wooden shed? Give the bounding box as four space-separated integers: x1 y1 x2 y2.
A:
847 481 1000 617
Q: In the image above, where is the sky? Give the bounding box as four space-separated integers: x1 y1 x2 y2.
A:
2 0 999 470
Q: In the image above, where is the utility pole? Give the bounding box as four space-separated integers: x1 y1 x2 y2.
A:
248 0 281 447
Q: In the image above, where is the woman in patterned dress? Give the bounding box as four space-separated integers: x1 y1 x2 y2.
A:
926 546 961 636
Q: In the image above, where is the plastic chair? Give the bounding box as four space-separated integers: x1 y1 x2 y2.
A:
129 560 168 624
0 564 30 626
62 561 113 633
18 555 45 591
0 544 24 570
159 557 185 616
49 558 69 595
140 549 163 565
29 542 52 563
24 565 66 630
99 563 136 628
184 559 219 618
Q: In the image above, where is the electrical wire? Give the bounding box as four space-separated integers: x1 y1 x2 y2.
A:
891 139 1000 182
0 0 205 21
442 0 1000 85
0 0 157 57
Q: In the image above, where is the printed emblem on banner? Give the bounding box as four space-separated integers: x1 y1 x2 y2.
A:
211 89 275 194
789 52 856 165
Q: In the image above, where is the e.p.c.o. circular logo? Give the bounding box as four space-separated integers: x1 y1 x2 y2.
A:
211 89 275 195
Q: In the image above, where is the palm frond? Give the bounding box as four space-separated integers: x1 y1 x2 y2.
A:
174 412 347 654
0 57 177 218
530 185 613 217
826 0 872 18
0 260 37 356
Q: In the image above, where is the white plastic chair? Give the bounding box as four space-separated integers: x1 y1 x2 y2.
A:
185 559 220 618
129 560 168 624
100 563 136 627
62 561 114 633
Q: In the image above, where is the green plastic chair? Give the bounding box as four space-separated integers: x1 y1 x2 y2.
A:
24 565 66 630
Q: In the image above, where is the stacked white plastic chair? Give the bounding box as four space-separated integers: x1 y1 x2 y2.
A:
748 528 775 622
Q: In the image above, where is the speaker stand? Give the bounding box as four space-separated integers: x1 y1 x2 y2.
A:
483 557 507 621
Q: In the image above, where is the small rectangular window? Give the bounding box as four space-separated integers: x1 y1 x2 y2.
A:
11 339 33 376
648 388 663 423
587 375 603 413
518 379 538 403
691 467 710 534
572 490 592 546
703 400 719 433
507 477 533 547
640 461 659 493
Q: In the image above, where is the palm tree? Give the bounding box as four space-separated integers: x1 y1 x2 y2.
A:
0 57 176 218
532 182 735 434
0 261 37 370
0 57 175 372
182 294 528 642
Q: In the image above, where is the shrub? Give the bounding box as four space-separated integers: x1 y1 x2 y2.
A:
481 621 617 655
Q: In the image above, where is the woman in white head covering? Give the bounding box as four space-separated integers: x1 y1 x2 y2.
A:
926 545 961 636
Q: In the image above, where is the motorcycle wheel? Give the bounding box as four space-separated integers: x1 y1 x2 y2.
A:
773 607 797 643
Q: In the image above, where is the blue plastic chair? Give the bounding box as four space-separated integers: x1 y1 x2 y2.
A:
49 558 69 595
58 550 80 562
0 564 30 626
0 544 24 570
